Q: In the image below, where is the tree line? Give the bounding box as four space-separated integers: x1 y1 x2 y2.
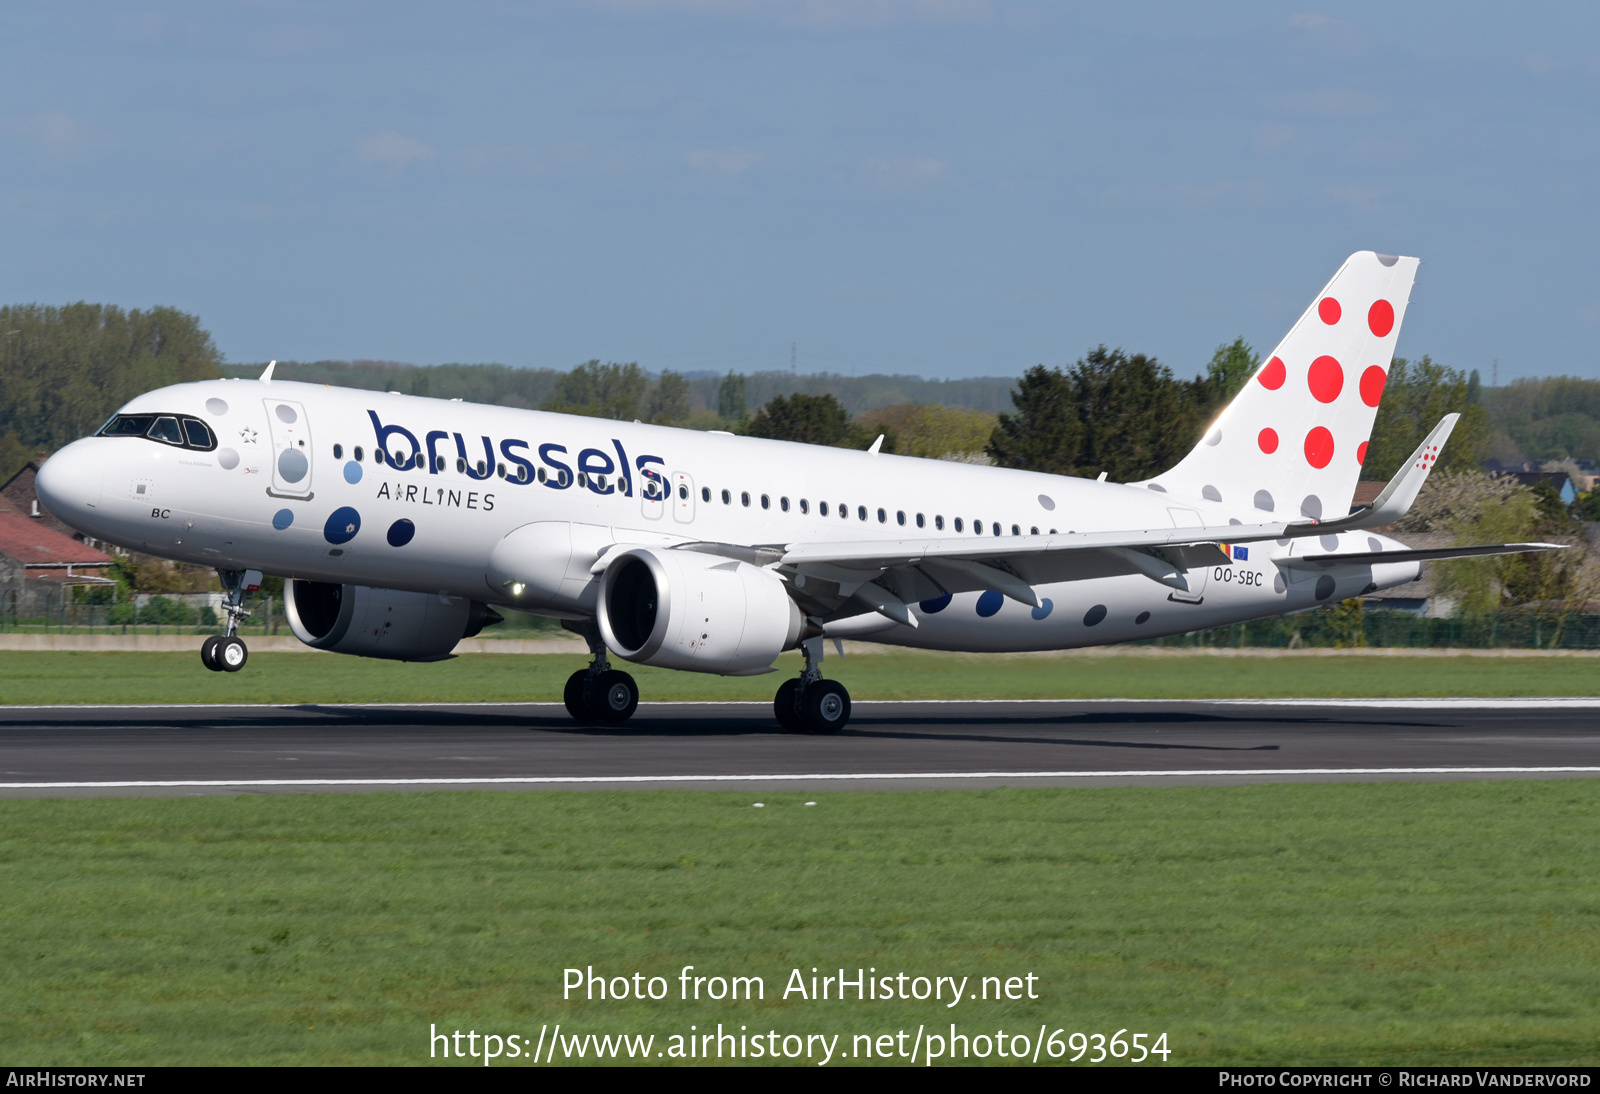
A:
0 300 1530 489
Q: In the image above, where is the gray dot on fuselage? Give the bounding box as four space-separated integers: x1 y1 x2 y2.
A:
205 398 228 416
1315 575 1336 600
1147 483 1167 492
1037 494 1055 511
1205 428 1222 446
1202 485 1222 502
1368 537 1383 552
1320 534 1339 551
1301 495 1323 520
1273 572 1286 594
1254 489 1274 512
1083 604 1107 626
216 448 239 470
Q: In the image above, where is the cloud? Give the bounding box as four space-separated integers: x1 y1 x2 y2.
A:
1271 88 1385 117
355 130 436 167
1253 123 1295 153
685 147 762 175
1103 179 1270 208
1324 184 1384 211
0 111 102 161
589 0 990 29
862 155 948 189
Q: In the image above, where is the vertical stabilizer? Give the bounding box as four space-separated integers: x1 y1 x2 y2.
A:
1140 251 1419 521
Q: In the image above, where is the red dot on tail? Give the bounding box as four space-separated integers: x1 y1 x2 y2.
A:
1360 365 1387 407
1357 441 1368 465
1319 297 1341 325
1368 299 1394 337
1308 355 1344 403
1259 356 1286 390
1258 428 1279 454
1304 426 1335 469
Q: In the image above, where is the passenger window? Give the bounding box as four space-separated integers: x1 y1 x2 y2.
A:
497 463 508 479
1030 526 1039 535
896 511 905 526
181 418 215 450
355 446 364 462
477 460 488 476
148 416 184 445
841 504 849 519
1012 524 1020 536
820 501 829 516
677 484 686 498
538 467 548 484
741 491 750 507
858 506 867 521
578 473 588 488
780 497 789 512
333 443 344 459
761 494 770 509
701 487 711 502
457 457 467 473
916 513 925 528
935 515 944 530
518 465 530 483
800 499 809 514
953 517 963 532
722 489 731 504
434 455 446 472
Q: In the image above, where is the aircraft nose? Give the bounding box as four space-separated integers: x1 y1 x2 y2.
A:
35 440 106 531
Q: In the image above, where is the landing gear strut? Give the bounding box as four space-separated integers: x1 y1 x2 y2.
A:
561 619 638 724
774 635 851 734
201 569 256 673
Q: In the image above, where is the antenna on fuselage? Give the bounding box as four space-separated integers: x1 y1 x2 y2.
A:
260 360 276 383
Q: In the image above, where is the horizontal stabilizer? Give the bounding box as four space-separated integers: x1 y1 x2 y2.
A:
1280 542 1565 568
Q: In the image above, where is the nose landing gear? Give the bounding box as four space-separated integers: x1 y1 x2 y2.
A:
201 569 259 673
561 619 639 724
774 635 851 734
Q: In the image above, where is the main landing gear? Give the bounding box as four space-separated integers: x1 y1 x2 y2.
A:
561 619 639 724
774 635 851 734
201 569 254 673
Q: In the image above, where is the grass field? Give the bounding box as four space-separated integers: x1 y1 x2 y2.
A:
3 649 1600 705
2 783 1598 1066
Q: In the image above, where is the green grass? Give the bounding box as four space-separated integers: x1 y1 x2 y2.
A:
2 650 1600 705
2 783 1598 1065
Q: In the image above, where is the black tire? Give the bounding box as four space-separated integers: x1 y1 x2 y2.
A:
218 636 248 673
774 678 803 732
802 679 851 734
201 635 224 672
564 670 599 722
594 670 639 723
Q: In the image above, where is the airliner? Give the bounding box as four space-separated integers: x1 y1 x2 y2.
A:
35 252 1553 732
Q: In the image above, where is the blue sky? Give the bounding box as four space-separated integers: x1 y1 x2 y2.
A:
2 2 1597 382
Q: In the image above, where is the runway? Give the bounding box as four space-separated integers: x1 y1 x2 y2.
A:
2 699 1600 796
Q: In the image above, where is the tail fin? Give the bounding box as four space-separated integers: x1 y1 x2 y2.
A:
1141 251 1419 521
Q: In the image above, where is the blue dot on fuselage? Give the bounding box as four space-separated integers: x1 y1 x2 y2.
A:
1031 598 1053 621
344 461 363 484
975 590 1004 617
919 592 952 614
271 509 293 531
324 506 361 544
387 518 416 547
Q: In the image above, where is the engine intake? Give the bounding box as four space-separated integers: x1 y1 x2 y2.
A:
285 580 501 661
597 548 802 675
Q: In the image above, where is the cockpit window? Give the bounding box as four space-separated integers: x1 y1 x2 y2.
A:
182 418 215 449
101 414 155 437
148 416 184 445
97 413 218 452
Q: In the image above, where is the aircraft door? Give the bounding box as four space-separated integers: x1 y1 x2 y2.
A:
264 399 314 500
671 471 695 523
1166 507 1209 603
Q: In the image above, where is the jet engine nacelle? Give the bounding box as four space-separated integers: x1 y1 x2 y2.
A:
597 548 803 676
284 580 501 661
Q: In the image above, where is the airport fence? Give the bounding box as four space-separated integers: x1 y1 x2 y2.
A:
1136 605 1600 650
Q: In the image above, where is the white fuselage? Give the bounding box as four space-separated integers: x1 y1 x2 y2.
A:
38 378 1421 656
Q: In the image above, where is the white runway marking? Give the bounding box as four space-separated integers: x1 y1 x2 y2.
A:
5 767 1600 789
5 698 1600 712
